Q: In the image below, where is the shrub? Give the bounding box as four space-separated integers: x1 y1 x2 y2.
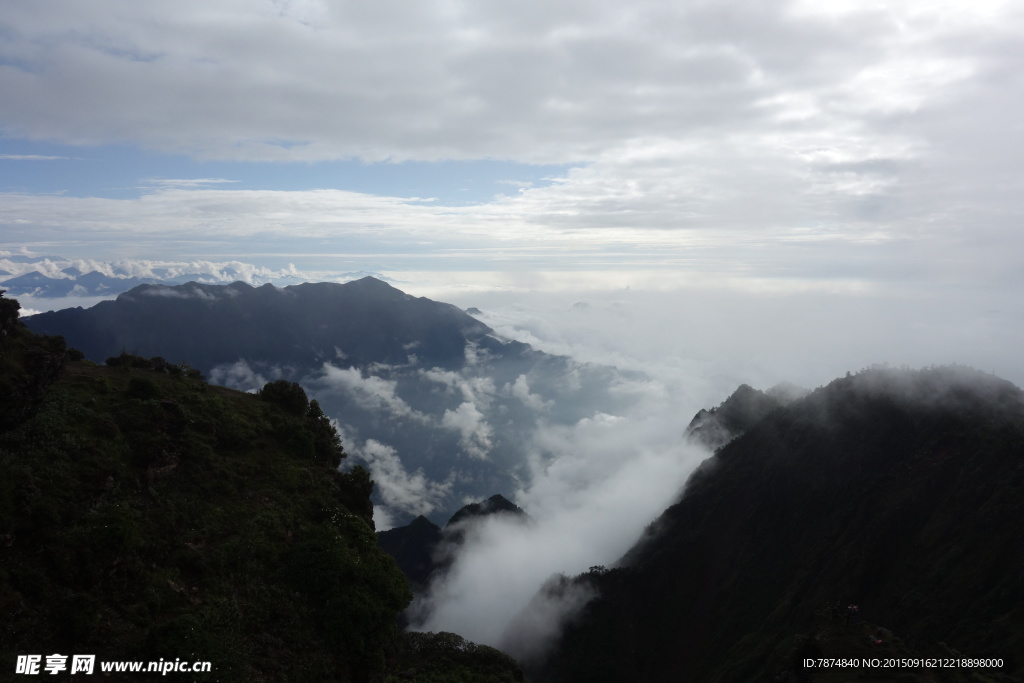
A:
126 377 160 400
258 380 308 416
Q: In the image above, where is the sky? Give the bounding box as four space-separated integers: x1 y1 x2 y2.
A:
3 0 1024 654
0 0 1020 292
6 0 1022 385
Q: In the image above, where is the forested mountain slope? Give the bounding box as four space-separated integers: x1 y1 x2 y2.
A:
0 293 523 682
539 366 1024 682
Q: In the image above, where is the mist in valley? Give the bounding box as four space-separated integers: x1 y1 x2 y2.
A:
364 278 1024 656
17 271 1024 660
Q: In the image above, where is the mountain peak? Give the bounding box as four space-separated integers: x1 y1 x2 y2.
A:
685 383 785 451
446 493 528 528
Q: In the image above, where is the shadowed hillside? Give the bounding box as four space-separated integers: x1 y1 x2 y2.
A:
0 294 525 682
537 365 1024 682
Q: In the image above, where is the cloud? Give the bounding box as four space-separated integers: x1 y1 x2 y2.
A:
420 366 497 406
313 363 430 423
208 359 281 393
411 394 711 652
500 574 596 664
0 154 71 161
344 437 453 529
449 285 1024 401
508 374 550 412
140 177 240 189
404 297 724 651
137 284 217 300
441 401 493 460
419 364 498 459
404 275 1024 655
3 0 1022 290
1 0 1009 166
496 179 534 189
0 252 309 286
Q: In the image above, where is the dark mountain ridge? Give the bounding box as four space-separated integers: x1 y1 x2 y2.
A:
446 493 530 530
538 365 1024 682
0 270 166 298
25 277 503 371
685 381 807 451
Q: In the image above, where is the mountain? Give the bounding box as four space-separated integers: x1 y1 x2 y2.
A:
0 251 314 298
0 302 408 680
446 493 530 530
377 516 445 592
535 366 1024 682
684 381 805 451
24 277 493 369
0 296 525 682
25 278 638 523
0 270 167 298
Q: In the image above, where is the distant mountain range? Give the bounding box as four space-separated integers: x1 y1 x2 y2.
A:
1 269 192 298
24 278 638 524
530 365 1024 682
0 253 329 298
26 278 497 370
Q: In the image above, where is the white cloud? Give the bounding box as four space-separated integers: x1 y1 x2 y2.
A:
420 366 497 406
441 401 493 460
412 373 711 651
404 296 726 650
1 0 1018 185
140 177 240 188
0 154 71 161
0 253 308 285
137 285 216 300
208 359 279 393
312 363 430 423
508 374 550 412
347 437 453 528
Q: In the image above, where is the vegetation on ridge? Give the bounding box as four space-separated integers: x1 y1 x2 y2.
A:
540 365 1024 682
0 297 415 680
1 294 528 682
